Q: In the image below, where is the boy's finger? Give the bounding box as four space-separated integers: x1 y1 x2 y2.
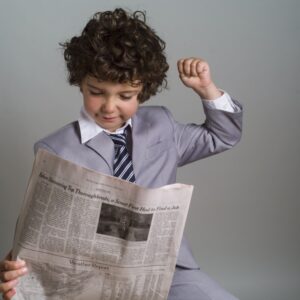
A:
196 61 209 75
0 279 18 294
3 288 16 300
0 259 26 272
178 58 192 76
0 267 28 282
190 59 199 77
177 59 184 74
182 58 195 76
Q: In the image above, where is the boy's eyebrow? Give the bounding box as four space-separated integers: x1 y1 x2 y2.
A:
86 83 141 93
86 83 102 90
119 90 140 94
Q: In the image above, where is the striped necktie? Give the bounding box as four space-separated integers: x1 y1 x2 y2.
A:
109 132 136 183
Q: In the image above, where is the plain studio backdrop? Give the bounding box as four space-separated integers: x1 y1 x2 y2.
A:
0 1 299 299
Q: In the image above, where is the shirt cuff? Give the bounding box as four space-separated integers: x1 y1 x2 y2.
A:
202 90 240 113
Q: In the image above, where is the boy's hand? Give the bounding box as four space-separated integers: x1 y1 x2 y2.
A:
0 251 28 299
177 57 222 100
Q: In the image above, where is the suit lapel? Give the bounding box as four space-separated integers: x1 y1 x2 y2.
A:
83 112 150 178
132 112 150 179
85 132 114 173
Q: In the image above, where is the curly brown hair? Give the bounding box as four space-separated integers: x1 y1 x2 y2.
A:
60 8 169 103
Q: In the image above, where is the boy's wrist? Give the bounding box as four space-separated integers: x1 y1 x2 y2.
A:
193 82 222 100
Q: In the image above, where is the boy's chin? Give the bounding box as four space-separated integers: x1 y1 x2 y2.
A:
97 121 127 133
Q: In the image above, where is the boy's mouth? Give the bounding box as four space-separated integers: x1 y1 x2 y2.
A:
102 116 118 122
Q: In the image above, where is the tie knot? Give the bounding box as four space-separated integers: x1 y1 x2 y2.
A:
110 133 126 147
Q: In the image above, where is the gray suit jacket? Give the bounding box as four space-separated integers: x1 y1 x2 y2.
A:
34 104 243 269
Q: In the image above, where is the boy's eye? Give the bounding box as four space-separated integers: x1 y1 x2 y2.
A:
89 90 104 96
120 95 133 100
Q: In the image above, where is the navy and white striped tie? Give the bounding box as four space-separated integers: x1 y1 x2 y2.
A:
110 133 136 183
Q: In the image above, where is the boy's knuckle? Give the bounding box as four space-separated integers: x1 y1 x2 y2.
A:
3 261 10 271
2 272 10 282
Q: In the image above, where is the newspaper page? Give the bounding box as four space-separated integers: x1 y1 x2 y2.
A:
12 149 193 300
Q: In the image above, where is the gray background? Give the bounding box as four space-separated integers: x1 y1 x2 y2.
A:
0 0 299 299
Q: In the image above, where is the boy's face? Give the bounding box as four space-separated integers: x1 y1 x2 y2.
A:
81 76 142 132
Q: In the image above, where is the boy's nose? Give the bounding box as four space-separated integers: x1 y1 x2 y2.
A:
101 99 116 113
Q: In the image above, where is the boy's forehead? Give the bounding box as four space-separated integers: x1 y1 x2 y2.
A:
84 76 142 90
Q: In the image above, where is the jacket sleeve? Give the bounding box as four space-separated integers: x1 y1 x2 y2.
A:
162 99 243 167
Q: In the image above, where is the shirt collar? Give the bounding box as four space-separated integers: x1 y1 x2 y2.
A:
78 106 132 144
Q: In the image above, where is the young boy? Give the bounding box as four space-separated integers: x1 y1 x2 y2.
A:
0 8 242 300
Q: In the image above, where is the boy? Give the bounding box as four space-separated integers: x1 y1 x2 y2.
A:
0 8 242 300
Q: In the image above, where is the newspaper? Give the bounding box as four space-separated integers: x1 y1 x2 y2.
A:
12 149 193 300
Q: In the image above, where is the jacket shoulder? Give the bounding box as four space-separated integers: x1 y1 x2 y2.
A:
34 121 80 155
